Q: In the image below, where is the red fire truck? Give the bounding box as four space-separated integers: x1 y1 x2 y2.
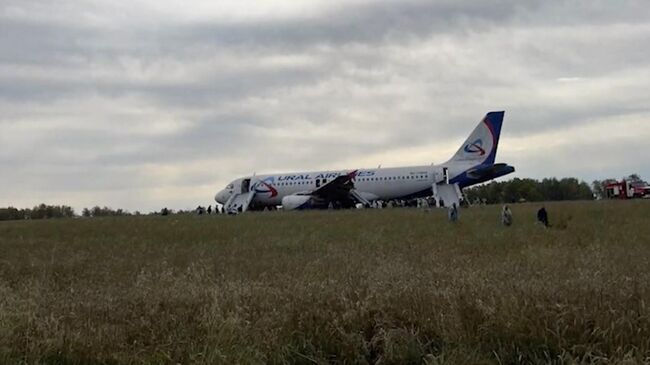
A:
605 179 650 199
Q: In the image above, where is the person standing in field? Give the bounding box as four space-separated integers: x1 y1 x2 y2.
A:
537 206 549 227
448 203 459 223
501 205 513 226
207 205 212 214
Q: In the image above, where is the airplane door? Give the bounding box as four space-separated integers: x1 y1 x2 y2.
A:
442 167 449 184
241 179 251 193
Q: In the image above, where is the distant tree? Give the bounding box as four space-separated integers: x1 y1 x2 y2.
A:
628 173 642 182
626 174 648 189
592 180 604 199
575 180 594 200
0 207 24 221
85 206 131 217
465 177 594 204
91 206 102 217
1 204 74 221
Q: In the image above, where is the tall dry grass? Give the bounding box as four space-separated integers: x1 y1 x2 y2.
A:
1 201 649 364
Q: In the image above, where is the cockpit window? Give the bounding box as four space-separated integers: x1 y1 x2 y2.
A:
226 184 234 189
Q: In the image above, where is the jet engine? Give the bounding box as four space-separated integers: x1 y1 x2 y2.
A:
281 194 312 210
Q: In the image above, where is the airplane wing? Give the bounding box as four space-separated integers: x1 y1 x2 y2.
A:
309 170 364 207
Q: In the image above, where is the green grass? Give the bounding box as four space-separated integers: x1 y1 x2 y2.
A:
1 201 650 364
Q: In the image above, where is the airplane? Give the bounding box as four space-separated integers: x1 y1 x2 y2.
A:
214 111 515 212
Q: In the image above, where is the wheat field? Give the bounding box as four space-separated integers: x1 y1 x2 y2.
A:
1 201 649 364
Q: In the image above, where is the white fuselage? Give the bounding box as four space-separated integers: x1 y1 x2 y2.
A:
215 162 470 208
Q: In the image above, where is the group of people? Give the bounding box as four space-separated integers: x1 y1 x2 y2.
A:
195 205 223 215
498 204 549 227
447 203 550 227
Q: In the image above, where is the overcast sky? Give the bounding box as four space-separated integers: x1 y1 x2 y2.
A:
1 0 649 212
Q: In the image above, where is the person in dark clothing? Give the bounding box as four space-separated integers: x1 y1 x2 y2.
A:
537 206 549 227
207 205 212 214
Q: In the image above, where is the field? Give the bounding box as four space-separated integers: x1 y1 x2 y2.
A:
1 201 650 364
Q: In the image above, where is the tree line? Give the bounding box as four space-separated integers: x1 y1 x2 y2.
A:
0 204 76 221
464 177 594 204
0 205 142 221
0 204 201 221
464 174 646 204
81 206 135 218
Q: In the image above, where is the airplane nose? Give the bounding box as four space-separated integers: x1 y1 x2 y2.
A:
215 189 231 204
215 190 224 204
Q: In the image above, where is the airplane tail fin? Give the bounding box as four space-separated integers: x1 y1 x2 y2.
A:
447 111 504 166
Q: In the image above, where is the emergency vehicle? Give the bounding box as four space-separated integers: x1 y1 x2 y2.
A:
605 179 650 199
